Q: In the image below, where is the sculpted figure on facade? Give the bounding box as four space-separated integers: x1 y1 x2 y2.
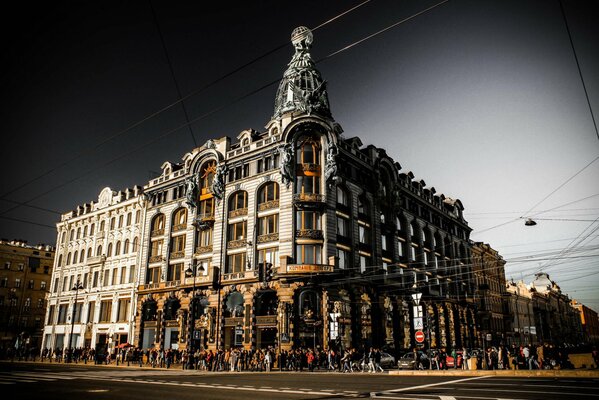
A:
324 143 339 187
279 143 294 188
211 162 227 200
184 173 199 209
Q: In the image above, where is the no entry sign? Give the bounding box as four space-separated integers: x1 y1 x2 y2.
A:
415 330 425 343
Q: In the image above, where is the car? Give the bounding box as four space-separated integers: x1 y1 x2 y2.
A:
380 352 396 369
397 351 429 370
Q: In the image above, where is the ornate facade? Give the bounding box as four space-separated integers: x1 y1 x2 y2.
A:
132 27 477 354
43 186 144 354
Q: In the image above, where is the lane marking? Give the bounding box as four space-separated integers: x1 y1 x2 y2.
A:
371 375 492 398
461 382 598 390
461 388 599 397
439 396 457 400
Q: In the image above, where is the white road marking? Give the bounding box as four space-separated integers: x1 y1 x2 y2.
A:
439 396 457 400
461 388 599 397
371 375 492 397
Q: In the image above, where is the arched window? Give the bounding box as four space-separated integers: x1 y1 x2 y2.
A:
69 230 74 241
126 212 132 226
296 137 321 165
358 195 369 217
258 182 279 207
115 241 121 256
132 237 139 252
73 251 78 264
90 223 95 235
57 255 63 267
336 186 350 207
200 161 216 194
99 220 105 232
66 253 72 265
76 228 81 240
172 208 187 230
110 217 115 230
135 210 140 224
83 226 88 237
151 214 165 234
107 243 113 257
87 248 92 259
228 191 248 216
124 239 130 254
96 245 103 256
118 215 123 228
79 250 85 263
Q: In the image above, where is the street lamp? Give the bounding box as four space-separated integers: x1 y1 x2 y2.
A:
185 261 205 369
67 280 84 363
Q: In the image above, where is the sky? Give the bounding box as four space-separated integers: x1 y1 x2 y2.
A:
1 0 598 311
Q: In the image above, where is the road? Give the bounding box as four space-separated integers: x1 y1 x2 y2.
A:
1 362 598 400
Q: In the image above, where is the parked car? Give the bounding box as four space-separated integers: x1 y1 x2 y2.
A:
397 351 429 370
380 352 396 369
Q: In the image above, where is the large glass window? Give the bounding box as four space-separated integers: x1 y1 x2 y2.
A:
146 267 160 284
258 214 278 235
258 182 279 204
99 300 112 323
199 228 213 247
171 235 186 253
257 247 279 267
173 208 187 229
151 214 165 234
336 186 349 206
150 240 163 257
296 175 320 195
229 191 248 212
337 216 350 237
228 221 247 241
227 253 246 274
337 247 350 269
296 137 321 164
117 298 131 322
296 211 321 230
359 225 371 244
295 244 322 264
167 263 183 282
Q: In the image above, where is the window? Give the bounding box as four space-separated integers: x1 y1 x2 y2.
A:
132 237 139 252
360 255 370 273
69 275 74 290
90 223 95 235
297 137 320 164
296 244 322 264
73 251 78 264
15 278 21 288
296 210 321 230
227 253 246 274
410 245 417 262
228 221 247 241
4 262 9 270
100 220 105 232
358 196 369 217
337 216 350 237
115 241 121 256
53 278 59 293
99 300 112 323
37 298 44 309
87 301 96 323
381 234 388 251
173 208 187 229
151 214 165 234
83 273 88 288
171 235 186 253
57 304 68 324
40 281 47 290
199 228 213 247
296 175 320 195
28 280 34 289
337 247 350 269
24 297 31 310
111 268 118 285
126 212 132 226
120 267 126 284
258 214 278 236
146 266 160 284
336 186 349 206
79 251 85 263
129 266 135 283
150 240 163 257
0 277 7 288
257 247 279 267
66 253 72 265
110 217 115 230
117 298 131 322
76 227 81 239
167 263 183 282
118 215 123 228
83 225 88 237
74 302 83 323
199 197 215 219
92 271 99 288
103 270 110 286
229 191 248 213
359 225 371 244
47 305 55 325
96 245 103 256
107 243 113 257
258 182 279 205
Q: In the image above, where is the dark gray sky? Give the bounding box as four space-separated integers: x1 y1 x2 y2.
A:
1 0 598 310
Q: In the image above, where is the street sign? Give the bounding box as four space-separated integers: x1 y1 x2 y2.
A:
415 330 425 343
486 333 492 342
193 330 201 340
412 305 423 318
413 317 423 330
411 293 422 305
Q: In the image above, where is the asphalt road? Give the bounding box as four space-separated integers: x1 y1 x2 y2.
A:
1 362 598 400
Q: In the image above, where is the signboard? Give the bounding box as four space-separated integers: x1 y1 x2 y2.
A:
415 331 425 343
486 333 492 342
529 326 537 335
413 317 424 330
411 293 422 305
234 326 244 346
413 306 423 318
193 330 201 340
286 264 334 273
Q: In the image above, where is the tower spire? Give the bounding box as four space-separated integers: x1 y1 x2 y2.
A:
273 27 332 119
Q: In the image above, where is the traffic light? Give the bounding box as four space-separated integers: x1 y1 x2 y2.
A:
265 263 274 281
258 263 265 282
212 266 220 289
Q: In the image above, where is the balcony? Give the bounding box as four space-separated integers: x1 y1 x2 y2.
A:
169 251 185 260
297 163 321 175
258 200 279 212
149 255 163 264
228 208 248 219
293 193 325 210
195 245 213 255
165 280 180 288
86 255 106 265
228 239 247 249
295 229 324 241
257 233 279 244
172 224 186 233
151 229 164 238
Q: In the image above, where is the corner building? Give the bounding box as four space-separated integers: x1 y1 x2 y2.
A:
134 27 476 353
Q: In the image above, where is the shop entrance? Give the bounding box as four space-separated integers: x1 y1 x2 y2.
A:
256 327 277 349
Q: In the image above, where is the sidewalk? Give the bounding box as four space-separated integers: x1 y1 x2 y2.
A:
388 368 599 378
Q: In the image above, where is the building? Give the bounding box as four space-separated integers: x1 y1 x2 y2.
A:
505 279 537 346
133 26 477 354
571 300 599 345
471 242 509 346
43 186 144 355
0 239 54 352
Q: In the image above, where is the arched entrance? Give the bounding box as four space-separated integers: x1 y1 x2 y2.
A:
254 290 278 349
223 290 245 349
295 288 323 349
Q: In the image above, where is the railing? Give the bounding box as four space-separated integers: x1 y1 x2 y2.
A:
149 255 163 263
198 213 215 222
172 224 186 232
293 193 324 203
87 255 106 265
256 315 278 326
228 208 248 218
257 233 279 243
222 271 253 281
170 251 185 259
151 229 164 237
228 239 247 249
195 245 213 254
298 163 321 174
295 229 323 240
258 200 279 211
165 280 180 288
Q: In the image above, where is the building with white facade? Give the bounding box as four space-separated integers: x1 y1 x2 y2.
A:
43 186 145 355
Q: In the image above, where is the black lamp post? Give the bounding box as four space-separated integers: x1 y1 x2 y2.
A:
67 280 84 363
185 261 205 368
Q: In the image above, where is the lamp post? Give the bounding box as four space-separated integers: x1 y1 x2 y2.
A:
185 261 205 369
67 280 84 363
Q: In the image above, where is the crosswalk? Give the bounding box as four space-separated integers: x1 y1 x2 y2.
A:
0 371 77 385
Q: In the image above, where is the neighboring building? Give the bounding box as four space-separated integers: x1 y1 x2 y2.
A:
133 26 477 354
43 186 144 355
530 272 582 345
471 242 509 346
0 239 54 351
571 300 599 345
505 279 537 346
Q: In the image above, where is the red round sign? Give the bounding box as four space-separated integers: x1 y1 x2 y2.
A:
415 331 425 343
